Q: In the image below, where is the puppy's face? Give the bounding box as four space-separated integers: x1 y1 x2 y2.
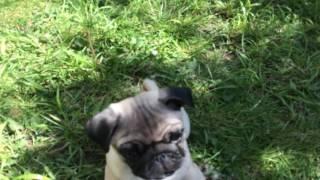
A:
86 87 193 179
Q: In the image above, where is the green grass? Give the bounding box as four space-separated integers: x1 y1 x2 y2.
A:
0 0 320 179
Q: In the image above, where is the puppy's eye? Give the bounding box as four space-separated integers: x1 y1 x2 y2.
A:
169 129 183 142
119 142 145 159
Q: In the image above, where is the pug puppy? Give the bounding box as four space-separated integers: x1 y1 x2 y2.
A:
86 79 205 180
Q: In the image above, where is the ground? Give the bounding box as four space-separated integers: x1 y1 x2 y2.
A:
0 0 320 179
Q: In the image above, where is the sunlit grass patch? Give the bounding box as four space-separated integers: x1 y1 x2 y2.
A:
261 148 320 179
0 0 319 179
261 149 297 178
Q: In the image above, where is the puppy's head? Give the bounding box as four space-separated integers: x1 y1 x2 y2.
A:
86 80 193 179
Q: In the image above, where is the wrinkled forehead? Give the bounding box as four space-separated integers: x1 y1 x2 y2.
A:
114 91 183 143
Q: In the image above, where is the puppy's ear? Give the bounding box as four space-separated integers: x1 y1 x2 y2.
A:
142 78 159 91
86 107 119 152
158 87 194 110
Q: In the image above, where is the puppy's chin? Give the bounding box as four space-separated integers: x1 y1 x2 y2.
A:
138 172 175 180
133 168 177 180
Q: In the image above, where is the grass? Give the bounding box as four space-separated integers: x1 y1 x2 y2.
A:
0 0 319 179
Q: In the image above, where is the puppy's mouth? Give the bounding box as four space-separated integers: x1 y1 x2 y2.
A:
135 164 179 180
131 151 183 180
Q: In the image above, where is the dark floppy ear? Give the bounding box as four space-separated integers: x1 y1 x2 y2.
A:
158 87 194 110
86 107 119 153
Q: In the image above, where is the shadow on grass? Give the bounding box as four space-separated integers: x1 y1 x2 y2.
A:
260 0 320 22
13 57 200 179
14 51 320 180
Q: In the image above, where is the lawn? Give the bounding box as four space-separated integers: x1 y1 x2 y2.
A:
0 0 319 179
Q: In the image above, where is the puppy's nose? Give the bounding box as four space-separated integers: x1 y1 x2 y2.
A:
153 152 182 170
154 153 172 163
156 153 166 161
